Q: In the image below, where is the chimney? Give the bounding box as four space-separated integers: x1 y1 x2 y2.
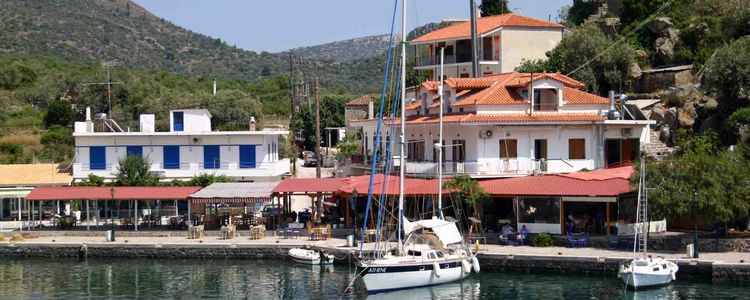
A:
608 91 620 120
212 79 217 96
249 116 257 131
85 106 93 132
368 97 374 119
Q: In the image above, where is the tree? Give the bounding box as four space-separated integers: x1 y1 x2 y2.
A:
479 0 512 17
335 134 361 164
115 155 160 186
185 173 234 187
444 174 489 220
0 142 30 164
78 174 106 186
704 36 750 107
44 99 76 128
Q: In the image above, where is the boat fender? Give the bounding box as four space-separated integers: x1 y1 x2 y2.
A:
461 260 472 274
432 262 442 278
471 256 480 273
670 271 676 281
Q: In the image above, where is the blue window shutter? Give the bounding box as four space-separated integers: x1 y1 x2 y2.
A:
163 146 180 169
126 146 142 157
173 112 184 132
90 146 106 170
203 145 220 169
239 145 256 168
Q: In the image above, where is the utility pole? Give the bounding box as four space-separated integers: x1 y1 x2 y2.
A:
315 77 322 179
469 0 479 77
288 51 295 121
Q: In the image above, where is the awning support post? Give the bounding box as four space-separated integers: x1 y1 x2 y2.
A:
29 200 33 230
86 200 90 231
18 198 22 232
187 199 191 225
134 200 138 231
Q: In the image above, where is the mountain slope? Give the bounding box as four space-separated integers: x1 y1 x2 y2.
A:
290 34 398 61
0 0 383 92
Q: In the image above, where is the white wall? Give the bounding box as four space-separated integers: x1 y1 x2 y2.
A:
500 28 565 73
73 133 287 181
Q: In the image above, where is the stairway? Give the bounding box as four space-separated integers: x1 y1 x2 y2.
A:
586 2 609 22
643 130 673 160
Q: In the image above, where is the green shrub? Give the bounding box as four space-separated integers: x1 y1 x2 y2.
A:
532 233 555 247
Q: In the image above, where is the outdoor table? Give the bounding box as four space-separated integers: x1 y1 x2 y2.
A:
220 225 236 239
249 225 264 240
188 225 205 239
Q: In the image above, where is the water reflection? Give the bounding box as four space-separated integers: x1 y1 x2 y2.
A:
0 258 748 299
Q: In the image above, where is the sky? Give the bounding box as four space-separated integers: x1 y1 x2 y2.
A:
133 0 572 53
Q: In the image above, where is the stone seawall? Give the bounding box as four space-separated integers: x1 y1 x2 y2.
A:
0 243 746 283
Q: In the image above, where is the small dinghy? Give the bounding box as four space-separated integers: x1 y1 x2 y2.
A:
288 248 335 265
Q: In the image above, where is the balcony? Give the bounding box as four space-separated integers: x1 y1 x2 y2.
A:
73 159 291 180
404 159 596 178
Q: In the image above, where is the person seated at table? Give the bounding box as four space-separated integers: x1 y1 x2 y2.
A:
567 213 582 232
500 223 515 239
520 225 529 239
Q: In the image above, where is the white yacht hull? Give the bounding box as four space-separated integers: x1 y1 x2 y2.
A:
618 258 678 289
360 258 471 293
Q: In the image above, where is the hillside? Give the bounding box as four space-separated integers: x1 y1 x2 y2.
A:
290 34 398 62
0 0 383 93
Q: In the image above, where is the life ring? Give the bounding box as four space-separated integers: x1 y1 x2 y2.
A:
471 256 481 273
432 262 442 278
461 259 472 274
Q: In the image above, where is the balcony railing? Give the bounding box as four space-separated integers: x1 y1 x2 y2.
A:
416 53 473 67
404 159 595 177
74 159 291 177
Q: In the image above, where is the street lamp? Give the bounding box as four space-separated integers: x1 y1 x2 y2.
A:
110 186 116 242
692 191 699 258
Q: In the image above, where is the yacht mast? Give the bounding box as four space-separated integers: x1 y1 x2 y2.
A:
437 47 445 220
398 0 407 254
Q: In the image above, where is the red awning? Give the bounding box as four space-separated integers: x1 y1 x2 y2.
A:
271 178 348 194
479 176 631 197
25 186 203 201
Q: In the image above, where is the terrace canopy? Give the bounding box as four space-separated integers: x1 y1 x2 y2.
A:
25 186 201 231
188 182 275 204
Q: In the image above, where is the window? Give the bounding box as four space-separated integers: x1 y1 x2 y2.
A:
499 139 518 159
451 139 466 162
126 146 142 157
173 111 184 132
568 139 586 159
518 197 561 225
239 145 256 168
89 146 106 170
203 145 221 169
163 146 180 169
534 139 548 160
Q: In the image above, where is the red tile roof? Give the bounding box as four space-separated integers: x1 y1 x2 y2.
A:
479 176 631 197
419 81 440 91
563 87 608 105
26 186 202 201
345 94 377 107
559 166 634 181
462 113 604 123
413 14 566 43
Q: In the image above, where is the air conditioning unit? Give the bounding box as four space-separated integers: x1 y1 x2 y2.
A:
621 128 633 137
478 129 493 139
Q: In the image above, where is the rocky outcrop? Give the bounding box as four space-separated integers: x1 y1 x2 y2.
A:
648 17 681 66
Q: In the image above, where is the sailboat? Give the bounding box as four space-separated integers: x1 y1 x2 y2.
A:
357 0 477 293
618 156 678 289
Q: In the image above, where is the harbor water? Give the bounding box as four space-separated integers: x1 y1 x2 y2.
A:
0 258 747 299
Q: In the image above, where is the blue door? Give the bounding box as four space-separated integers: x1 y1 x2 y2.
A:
90 146 106 170
173 111 184 132
203 145 220 169
239 145 256 168
163 146 180 169
126 146 143 157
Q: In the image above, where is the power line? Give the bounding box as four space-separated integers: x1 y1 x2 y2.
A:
567 0 677 76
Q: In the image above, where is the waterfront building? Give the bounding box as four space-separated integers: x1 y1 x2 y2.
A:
0 164 71 221
72 109 290 183
411 13 568 80
350 72 653 178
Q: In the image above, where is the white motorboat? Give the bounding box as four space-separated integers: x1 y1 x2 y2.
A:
288 248 335 265
618 257 678 289
618 157 678 289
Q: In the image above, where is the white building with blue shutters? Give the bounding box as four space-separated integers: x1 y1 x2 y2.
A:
72 109 290 183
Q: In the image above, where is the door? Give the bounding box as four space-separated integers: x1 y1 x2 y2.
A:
239 145 257 168
203 145 221 169
534 139 548 159
90 146 106 170
163 146 180 169
173 111 184 132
